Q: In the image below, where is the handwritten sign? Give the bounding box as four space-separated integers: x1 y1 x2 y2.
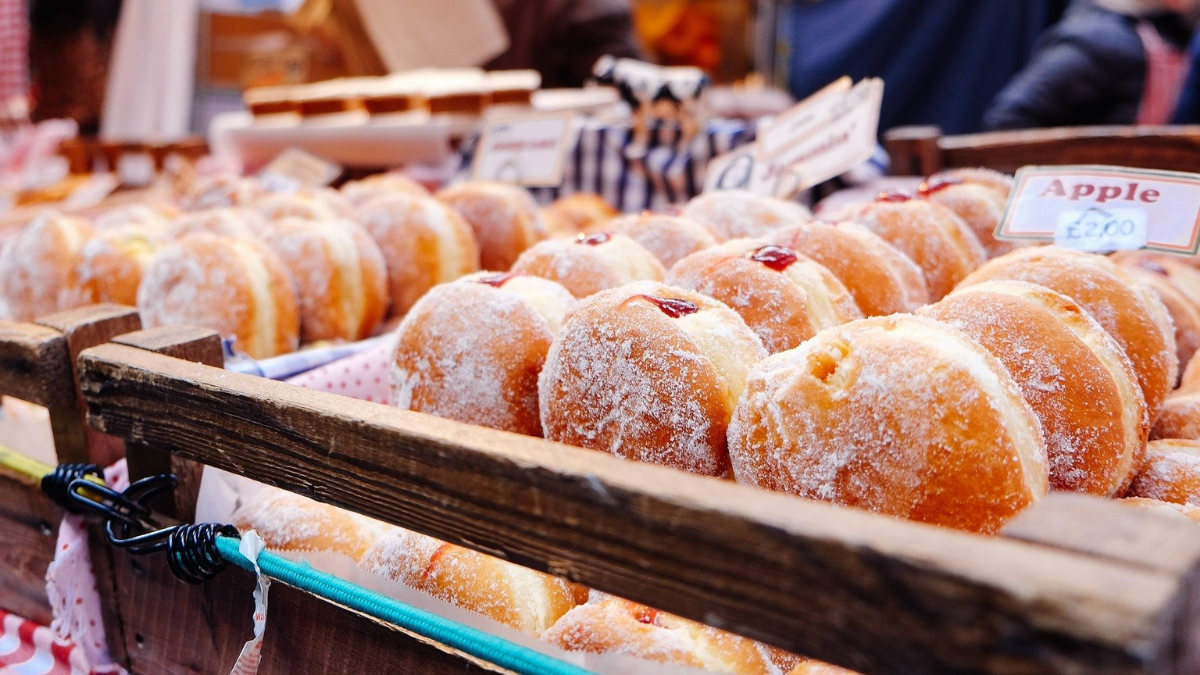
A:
472 111 576 186
258 147 341 193
997 166 1200 255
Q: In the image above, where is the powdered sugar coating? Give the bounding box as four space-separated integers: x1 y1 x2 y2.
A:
937 168 1014 201
1126 439 1200 505
390 272 574 436
233 487 390 561
0 211 95 321
923 181 1015 258
539 193 618 237
608 213 720 269
1123 269 1200 381
510 234 665 298
1153 393 1200 441
92 204 175 232
539 282 767 477
180 173 266 211
255 192 344 222
69 224 164 306
437 182 548 271
682 190 811 241
769 220 929 317
168 208 265 240
340 172 429 208
728 314 1048 534
1119 496 1200 521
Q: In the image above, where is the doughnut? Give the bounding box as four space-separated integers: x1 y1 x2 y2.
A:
355 193 480 318
180 173 266 211
340 172 429 208
607 212 720 269
768 221 929 317
360 527 580 636
233 487 389 562
391 272 574 436
1118 496 1200 522
138 233 299 359
262 218 388 342
1119 268 1200 380
918 280 1146 495
936 167 1013 201
829 192 987 301
539 282 767 477
1182 357 1200 394
167 208 265 240
728 314 1048 534
510 233 665 298
667 240 862 354
0 211 95 321
1126 439 1200 505
681 190 811 240
959 247 1178 415
790 662 862 675
1112 251 1200 309
918 175 1015 258
437 182 548 271
255 189 351 222
1152 393 1200 441
542 595 800 674
92 204 176 231
68 224 166 307
539 193 618 237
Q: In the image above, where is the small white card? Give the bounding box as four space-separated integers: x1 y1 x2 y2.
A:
997 166 1200 255
258 147 341 191
472 111 576 187
118 152 156 187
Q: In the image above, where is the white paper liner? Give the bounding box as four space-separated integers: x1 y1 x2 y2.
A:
0 396 57 465
196 466 728 675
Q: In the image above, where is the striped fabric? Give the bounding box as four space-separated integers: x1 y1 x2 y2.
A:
1136 21 1189 125
0 611 74 675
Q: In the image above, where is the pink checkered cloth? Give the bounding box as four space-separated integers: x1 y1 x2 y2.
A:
0 0 28 101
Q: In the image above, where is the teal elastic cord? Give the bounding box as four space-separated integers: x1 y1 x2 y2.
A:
215 536 595 675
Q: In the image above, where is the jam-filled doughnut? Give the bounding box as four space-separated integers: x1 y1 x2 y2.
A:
539 282 767 477
138 233 299 358
168 208 265 240
69 224 166 307
1112 251 1200 309
918 175 1014 258
769 221 929 317
919 280 1146 495
681 190 811 240
180 173 266 210
390 272 574 436
1119 496 1200 522
437 182 548 271
937 167 1013 201
262 217 388 342
93 204 176 231
355 193 480 318
510 233 665 298
0 211 95 321
1125 439 1200 506
254 189 352 222
830 192 986 301
539 193 618 237
728 314 1048 534
340 172 429 208
607 212 719 269
1120 268 1200 381
1152 393 1200 441
233 487 389 562
667 240 862 353
959 246 1178 415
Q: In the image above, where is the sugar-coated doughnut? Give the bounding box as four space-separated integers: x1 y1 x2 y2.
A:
1118 496 1200 522
830 192 986 301
918 176 1015 258
539 282 767 477
667 240 862 354
510 233 665 298
0 211 95 321
255 190 349 222
1126 439 1200 505
1152 393 1200 441
539 193 618 237
339 172 429 208
93 204 176 231
1121 268 1200 381
542 595 801 674
360 527 580 636
168 208 265 240
919 281 1146 495
180 173 266 211
356 193 480 318
959 247 1178 415
607 213 720 269
681 190 811 240
69 225 165 307
138 233 299 359
437 182 548 271
233 487 389 562
769 221 929 317
1182 357 1200 394
729 314 1048 534
391 272 574 436
936 167 1013 201
262 218 388 342
1112 251 1200 308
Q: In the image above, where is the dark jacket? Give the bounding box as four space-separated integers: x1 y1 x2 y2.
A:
1173 32 1200 123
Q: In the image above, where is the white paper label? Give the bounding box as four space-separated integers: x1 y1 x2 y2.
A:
703 144 756 192
998 165 1200 256
257 170 301 195
118 153 156 187
230 530 271 675
472 111 576 186
258 147 341 190
1054 207 1148 252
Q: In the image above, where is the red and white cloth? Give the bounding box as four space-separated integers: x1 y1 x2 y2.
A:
286 340 394 403
0 0 28 103
1136 21 1189 125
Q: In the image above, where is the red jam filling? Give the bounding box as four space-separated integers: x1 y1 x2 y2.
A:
748 245 798 271
876 189 916 203
917 176 964 197
476 272 518 287
576 232 612 245
638 294 699 318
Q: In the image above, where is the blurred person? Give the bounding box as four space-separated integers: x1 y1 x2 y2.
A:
984 0 1197 129
1173 30 1200 121
28 0 122 133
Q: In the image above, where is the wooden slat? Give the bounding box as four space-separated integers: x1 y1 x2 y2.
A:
0 473 61 626
79 343 1199 675
0 321 75 409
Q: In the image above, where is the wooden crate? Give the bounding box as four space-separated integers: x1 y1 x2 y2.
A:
61 322 1200 675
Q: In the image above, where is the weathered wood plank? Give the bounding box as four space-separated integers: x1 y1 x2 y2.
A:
0 321 75 409
79 343 1196 675
0 472 61 626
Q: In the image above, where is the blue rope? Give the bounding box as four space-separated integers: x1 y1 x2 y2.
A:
215 536 594 675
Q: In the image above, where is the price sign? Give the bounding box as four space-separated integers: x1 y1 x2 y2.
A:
997 166 1200 255
472 111 577 186
118 152 156 187
258 147 341 192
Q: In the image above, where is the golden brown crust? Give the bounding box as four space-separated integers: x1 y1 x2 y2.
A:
608 213 720 269
919 281 1147 496
510 234 665 298
1182 357 1200 395
682 190 812 240
1119 496 1200 522
1122 269 1200 382
769 221 930 316
0 211 96 321
923 181 1015 258
959 247 1178 415
1125 439 1200 506
70 225 164 307
539 193 618 237
437 182 547 271
728 314 1048 534
1152 393 1200 441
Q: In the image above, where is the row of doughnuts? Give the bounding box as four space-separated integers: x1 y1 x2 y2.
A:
235 487 856 674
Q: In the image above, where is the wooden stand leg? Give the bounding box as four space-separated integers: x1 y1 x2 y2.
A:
883 126 943 177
